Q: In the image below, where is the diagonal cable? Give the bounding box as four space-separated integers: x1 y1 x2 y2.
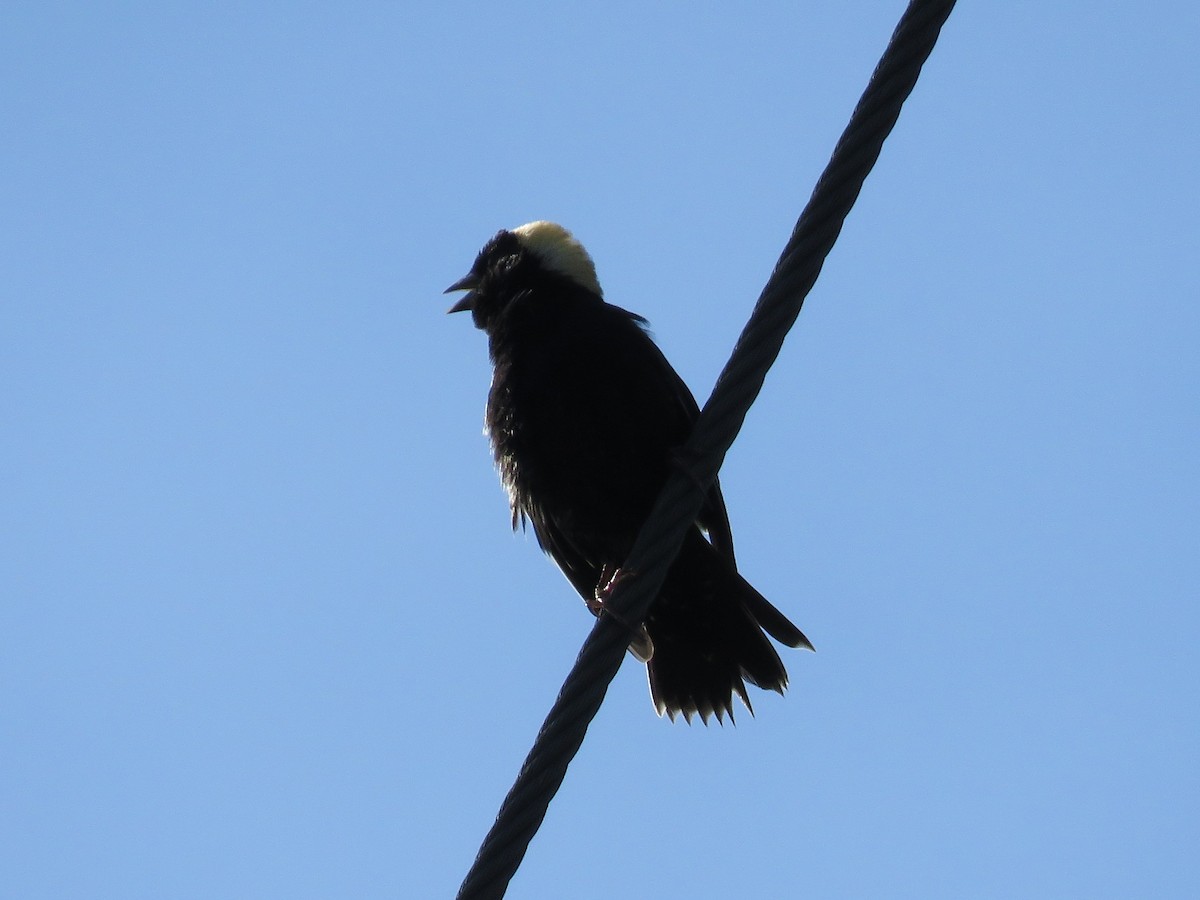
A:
456 2 957 897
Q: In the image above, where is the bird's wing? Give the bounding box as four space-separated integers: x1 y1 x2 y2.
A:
640 328 738 567
699 479 737 566
526 509 603 604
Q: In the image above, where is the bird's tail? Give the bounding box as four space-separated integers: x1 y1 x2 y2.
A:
643 530 813 723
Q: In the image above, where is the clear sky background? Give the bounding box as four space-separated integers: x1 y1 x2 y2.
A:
3 3 1197 898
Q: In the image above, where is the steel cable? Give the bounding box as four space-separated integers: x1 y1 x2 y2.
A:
456 2 957 896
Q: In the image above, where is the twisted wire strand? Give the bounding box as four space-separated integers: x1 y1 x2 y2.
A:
456 2 957 896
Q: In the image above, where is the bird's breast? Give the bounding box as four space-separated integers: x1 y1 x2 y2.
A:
485 341 669 541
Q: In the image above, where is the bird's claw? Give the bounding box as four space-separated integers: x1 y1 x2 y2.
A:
588 565 653 661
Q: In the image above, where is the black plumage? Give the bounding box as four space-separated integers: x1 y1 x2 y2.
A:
447 221 812 722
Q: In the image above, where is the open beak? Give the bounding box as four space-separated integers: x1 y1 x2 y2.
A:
444 273 479 313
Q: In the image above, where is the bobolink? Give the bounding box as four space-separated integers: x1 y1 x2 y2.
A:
447 221 811 722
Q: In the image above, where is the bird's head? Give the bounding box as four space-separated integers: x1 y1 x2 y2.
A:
445 221 603 330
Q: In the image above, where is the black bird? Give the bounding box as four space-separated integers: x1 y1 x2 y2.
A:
447 221 812 722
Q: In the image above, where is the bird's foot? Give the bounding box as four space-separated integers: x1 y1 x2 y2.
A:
587 563 633 612
588 565 654 661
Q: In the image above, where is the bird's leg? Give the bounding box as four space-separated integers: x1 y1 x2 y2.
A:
586 563 621 615
587 563 632 614
588 564 654 661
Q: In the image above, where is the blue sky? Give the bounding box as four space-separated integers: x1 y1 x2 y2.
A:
3 2 1197 897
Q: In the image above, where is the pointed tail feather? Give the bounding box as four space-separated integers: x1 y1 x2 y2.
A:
642 529 811 723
